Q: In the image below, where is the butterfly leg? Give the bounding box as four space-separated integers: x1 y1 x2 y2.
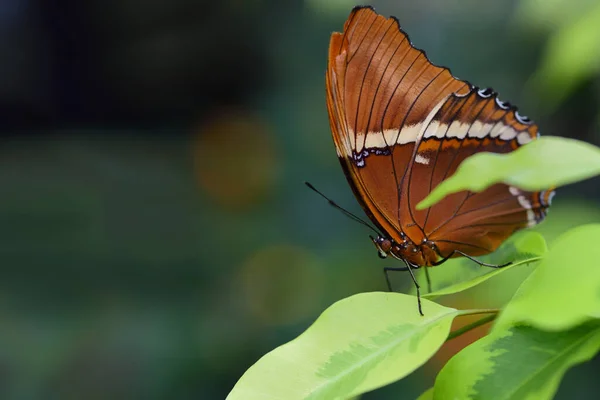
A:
383 262 423 316
404 261 424 316
432 250 512 269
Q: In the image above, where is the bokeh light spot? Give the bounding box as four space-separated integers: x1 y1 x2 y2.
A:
237 244 324 326
193 109 279 210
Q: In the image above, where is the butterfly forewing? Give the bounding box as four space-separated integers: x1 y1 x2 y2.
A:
327 6 469 244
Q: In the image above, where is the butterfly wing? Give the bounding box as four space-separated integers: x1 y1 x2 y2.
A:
327 6 554 260
406 90 554 257
326 6 469 244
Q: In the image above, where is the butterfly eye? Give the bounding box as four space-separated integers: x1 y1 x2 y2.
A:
380 238 392 252
372 236 392 258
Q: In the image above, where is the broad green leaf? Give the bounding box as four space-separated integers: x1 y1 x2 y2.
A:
227 292 458 400
415 231 546 299
423 258 539 300
416 387 434 400
532 199 600 245
494 224 600 332
416 137 600 210
434 322 600 400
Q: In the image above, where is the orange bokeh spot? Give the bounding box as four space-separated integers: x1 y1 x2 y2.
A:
193 109 279 210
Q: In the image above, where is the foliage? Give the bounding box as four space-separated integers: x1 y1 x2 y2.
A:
434 322 600 400
227 135 600 399
417 137 600 210
516 0 600 112
228 293 458 399
420 230 547 300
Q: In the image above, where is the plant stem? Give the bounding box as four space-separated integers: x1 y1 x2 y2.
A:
457 308 500 317
446 314 497 341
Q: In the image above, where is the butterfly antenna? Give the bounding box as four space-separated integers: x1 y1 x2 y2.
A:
304 181 382 236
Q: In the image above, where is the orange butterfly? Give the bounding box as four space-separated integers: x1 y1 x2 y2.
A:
325 6 554 314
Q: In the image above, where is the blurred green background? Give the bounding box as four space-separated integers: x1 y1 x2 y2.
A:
1 0 599 398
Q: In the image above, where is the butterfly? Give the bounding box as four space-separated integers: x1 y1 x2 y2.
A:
325 6 554 315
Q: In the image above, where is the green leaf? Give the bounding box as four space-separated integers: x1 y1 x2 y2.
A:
416 231 546 299
423 258 538 300
416 387 434 400
416 137 600 210
514 0 597 31
227 292 458 400
526 2 600 111
433 322 600 400
494 224 600 332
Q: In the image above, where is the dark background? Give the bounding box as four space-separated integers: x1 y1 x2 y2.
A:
1 0 599 398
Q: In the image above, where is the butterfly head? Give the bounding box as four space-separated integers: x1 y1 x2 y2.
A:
370 235 393 259
370 233 428 265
